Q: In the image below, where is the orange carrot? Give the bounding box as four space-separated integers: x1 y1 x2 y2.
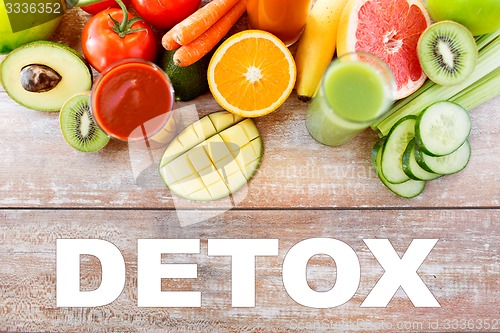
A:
161 0 239 50
172 0 241 46
173 0 246 67
162 30 181 50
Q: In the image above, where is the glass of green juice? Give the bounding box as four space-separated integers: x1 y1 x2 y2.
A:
306 52 396 146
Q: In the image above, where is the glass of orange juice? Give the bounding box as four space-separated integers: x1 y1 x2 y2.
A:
246 0 313 46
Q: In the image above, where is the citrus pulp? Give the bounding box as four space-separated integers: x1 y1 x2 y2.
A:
208 30 296 118
337 0 431 99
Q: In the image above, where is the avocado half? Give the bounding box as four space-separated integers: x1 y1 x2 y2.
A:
0 41 92 111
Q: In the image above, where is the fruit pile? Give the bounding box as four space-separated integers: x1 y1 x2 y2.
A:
0 0 499 201
294 0 498 198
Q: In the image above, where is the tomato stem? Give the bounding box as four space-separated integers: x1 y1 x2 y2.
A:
109 0 146 38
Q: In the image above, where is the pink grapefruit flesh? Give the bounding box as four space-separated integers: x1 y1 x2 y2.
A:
337 0 431 100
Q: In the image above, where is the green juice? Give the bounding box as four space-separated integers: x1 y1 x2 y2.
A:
306 57 393 146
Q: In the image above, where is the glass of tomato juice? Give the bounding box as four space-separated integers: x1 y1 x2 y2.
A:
246 0 313 46
90 59 175 143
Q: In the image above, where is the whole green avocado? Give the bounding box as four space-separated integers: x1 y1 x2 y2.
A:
159 48 212 102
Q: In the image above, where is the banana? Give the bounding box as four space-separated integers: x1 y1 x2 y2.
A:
294 0 350 101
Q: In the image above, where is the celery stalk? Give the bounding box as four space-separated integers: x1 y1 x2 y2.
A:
451 67 500 110
475 30 500 50
375 79 434 125
451 67 500 101
374 35 500 136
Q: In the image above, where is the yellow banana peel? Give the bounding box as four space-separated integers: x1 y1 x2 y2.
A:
294 0 350 101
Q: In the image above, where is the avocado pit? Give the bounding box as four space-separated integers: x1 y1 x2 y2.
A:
20 64 62 93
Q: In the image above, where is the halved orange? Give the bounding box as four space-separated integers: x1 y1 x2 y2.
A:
208 30 296 118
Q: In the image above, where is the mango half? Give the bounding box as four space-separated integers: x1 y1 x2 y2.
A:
159 111 263 201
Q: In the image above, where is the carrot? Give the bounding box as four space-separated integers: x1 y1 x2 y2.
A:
171 0 241 46
173 0 246 67
162 31 181 51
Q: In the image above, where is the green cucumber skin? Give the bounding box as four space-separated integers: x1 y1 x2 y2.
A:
402 139 442 181
380 115 417 184
414 147 440 173
371 137 387 171
415 102 471 157
373 137 426 199
414 140 471 175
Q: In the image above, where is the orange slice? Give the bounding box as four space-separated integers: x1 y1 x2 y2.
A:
208 30 296 118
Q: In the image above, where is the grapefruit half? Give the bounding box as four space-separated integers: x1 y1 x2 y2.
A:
337 0 431 100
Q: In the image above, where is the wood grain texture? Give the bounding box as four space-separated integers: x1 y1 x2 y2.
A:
0 5 499 333
0 209 498 332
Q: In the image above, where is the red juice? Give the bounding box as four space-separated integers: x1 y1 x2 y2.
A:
91 60 174 142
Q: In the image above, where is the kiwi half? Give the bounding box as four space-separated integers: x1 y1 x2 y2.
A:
418 20 477 86
59 93 110 152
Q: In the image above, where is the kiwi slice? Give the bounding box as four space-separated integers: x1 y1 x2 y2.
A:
59 93 110 152
418 20 477 86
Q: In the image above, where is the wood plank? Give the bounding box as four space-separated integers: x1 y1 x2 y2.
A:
0 209 498 332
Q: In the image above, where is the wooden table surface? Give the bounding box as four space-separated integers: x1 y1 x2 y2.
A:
0 7 498 333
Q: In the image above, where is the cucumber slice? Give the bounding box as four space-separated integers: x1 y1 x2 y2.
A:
373 138 426 198
415 140 471 175
415 101 471 156
381 116 417 184
402 139 441 181
371 137 387 170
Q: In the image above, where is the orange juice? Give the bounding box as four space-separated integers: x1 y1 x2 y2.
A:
246 0 312 46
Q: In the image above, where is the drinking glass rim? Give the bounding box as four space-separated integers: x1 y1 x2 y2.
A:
320 51 396 125
90 58 175 143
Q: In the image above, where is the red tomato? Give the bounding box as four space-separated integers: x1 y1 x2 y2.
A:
81 5 157 72
131 0 201 30
80 0 131 15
